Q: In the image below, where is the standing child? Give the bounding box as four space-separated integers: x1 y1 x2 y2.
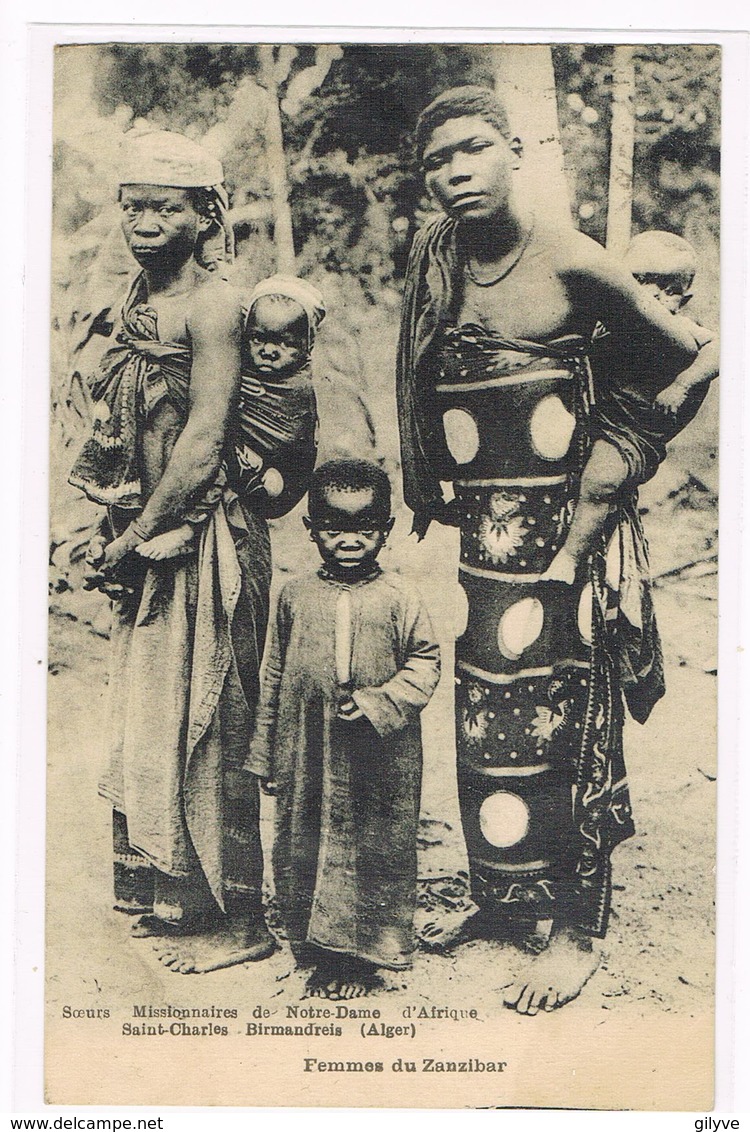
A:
543 230 719 584
247 460 440 999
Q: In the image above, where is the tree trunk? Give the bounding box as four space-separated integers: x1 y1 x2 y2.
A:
606 45 636 254
258 45 296 273
489 44 573 229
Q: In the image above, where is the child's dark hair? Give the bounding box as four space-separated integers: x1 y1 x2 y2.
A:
308 459 392 524
415 85 512 161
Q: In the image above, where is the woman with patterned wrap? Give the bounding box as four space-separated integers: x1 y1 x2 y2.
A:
397 87 699 1014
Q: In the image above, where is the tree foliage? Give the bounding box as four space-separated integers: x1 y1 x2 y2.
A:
553 44 719 249
57 42 719 303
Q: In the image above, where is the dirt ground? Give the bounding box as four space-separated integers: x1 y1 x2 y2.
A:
45 406 718 1108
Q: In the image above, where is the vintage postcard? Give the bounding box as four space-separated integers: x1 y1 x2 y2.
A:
44 35 722 1109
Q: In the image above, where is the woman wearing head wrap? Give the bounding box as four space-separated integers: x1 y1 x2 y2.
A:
117 127 234 267
69 129 278 973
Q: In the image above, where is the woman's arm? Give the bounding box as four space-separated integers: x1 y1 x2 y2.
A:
137 283 242 535
562 233 699 376
100 283 242 569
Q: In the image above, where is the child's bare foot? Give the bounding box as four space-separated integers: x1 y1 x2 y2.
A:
137 524 197 561
501 925 599 1015
304 966 331 998
654 380 689 416
151 913 275 973
305 958 381 1000
540 548 578 585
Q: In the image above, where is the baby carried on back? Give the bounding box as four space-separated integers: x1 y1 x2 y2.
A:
71 273 324 563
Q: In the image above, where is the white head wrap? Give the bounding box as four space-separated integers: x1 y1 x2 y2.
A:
623 230 697 281
117 130 233 265
249 274 327 346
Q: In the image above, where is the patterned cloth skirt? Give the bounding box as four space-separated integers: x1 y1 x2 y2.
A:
433 326 633 936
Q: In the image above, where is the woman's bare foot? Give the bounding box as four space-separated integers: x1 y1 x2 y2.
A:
516 917 553 956
305 958 381 1000
152 913 276 973
540 547 578 585
137 524 197 561
416 907 477 950
130 913 204 939
501 925 600 1015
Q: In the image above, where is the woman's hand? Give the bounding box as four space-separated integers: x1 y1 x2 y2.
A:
337 696 365 722
100 527 141 573
84 533 108 570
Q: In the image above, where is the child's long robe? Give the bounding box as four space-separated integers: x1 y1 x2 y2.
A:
248 567 440 970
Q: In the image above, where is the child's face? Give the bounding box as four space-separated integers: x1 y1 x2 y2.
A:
306 488 393 572
120 185 209 270
247 297 308 375
635 276 692 316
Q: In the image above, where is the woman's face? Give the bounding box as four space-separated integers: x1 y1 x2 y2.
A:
120 185 208 270
422 116 521 223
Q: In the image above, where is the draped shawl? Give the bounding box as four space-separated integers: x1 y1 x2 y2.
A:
69 273 191 509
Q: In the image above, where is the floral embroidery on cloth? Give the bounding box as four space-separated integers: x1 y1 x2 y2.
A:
478 492 529 565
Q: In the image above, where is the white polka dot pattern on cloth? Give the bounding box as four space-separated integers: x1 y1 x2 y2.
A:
497 596 544 661
479 791 530 847
529 394 577 461
577 582 593 646
443 408 480 464
434 327 630 935
454 582 470 638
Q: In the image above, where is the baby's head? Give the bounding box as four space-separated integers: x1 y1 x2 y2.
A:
304 459 394 575
623 230 698 315
247 275 326 377
246 295 309 376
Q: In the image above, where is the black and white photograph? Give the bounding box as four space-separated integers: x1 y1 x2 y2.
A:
41 35 723 1109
